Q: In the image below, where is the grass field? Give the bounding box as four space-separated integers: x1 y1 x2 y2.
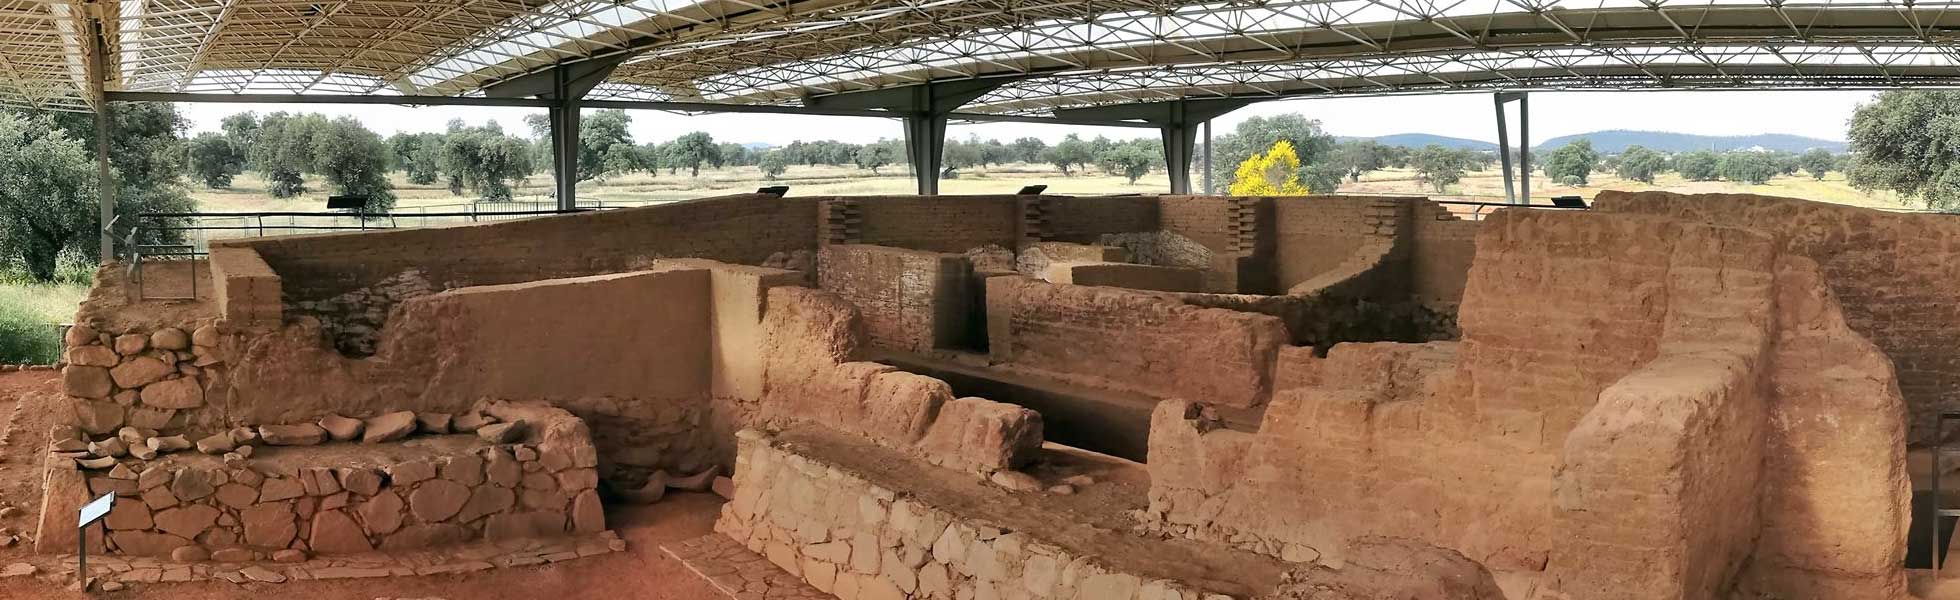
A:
190 162 1913 213
0 273 88 364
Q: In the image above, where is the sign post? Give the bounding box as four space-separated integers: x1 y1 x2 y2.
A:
77 492 114 591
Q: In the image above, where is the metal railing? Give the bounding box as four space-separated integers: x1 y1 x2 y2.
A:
122 205 599 300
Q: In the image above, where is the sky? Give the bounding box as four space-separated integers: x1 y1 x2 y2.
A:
179 89 1878 148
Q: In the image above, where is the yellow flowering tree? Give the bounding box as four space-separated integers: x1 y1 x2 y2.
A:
1228 139 1312 195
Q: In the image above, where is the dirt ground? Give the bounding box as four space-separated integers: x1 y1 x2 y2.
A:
0 371 727 600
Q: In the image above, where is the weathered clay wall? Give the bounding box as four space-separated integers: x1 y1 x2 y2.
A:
1041 262 1204 293
817 244 975 354
73 266 746 489
757 287 1042 475
1151 196 1246 292
1035 195 1158 244
841 196 1021 253
229 193 817 302
1596 190 1960 445
985 276 1287 409
1408 200 1479 313
208 247 281 328
40 401 603 557
1271 197 1402 293
1145 209 1909 600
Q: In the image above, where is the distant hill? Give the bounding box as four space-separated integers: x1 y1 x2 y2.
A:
1339 133 1494 151
1534 130 1846 154
739 142 774 151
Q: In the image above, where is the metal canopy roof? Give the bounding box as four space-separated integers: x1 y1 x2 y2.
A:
9 0 1960 114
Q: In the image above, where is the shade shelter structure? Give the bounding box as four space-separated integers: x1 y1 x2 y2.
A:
5 0 1960 249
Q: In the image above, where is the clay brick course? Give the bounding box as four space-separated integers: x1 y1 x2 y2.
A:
1144 207 1909 600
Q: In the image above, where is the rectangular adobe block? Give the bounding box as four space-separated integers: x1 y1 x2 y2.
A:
207 245 283 327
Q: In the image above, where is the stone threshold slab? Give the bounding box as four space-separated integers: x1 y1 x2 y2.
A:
663 533 831 600
1 530 623 591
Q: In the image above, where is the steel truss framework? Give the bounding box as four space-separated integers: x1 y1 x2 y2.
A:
0 0 1957 115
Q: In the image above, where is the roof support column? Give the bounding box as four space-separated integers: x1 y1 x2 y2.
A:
1495 91 1530 205
548 65 582 210
89 11 115 262
902 113 947 195
802 79 1016 195
481 56 627 210
1053 98 1253 195
1161 118 1198 195
1202 120 1214 194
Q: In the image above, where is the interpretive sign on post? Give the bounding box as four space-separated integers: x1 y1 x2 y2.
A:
77 492 114 591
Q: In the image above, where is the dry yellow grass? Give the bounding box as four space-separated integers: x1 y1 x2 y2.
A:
189 163 1913 213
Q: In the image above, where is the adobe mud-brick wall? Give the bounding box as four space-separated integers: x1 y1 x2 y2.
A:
818 244 974 354
1144 209 1908 600
208 247 281 328
1042 262 1204 293
218 267 726 485
230 193 817 302
1408 200 1478 313
1034 195 1159 244
837 196 1020 253
1272 196 1410 295
985 275 1286 409
757 287 1042 475
1596 190 1960 446
1154 195 1249 293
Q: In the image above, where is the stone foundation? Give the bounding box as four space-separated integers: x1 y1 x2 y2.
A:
716 430 1269 600
37 401 604 558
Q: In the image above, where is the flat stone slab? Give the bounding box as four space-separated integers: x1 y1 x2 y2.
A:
663 534 830 600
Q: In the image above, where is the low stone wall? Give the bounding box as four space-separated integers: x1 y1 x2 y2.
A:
817 244 975 354
38 401 604 558
984 276 1287 409
61 321 229 437
716 431 1246 600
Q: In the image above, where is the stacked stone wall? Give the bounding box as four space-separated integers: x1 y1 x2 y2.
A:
61 321 230 437
39 401 603 558
716 432 1236 600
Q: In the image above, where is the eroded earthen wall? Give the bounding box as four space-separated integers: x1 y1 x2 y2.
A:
985 276 1286 409
1035 195 1159 244
233 193 817 303
1145 208 1908 600
1596 190 1960 445
842 196 1021 253
817 244 974 354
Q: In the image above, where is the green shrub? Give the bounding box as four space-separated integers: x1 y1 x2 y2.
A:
0 254 91 364
0 294 61 364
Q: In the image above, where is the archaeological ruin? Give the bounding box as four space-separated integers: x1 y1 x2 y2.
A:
37 189 1951 598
